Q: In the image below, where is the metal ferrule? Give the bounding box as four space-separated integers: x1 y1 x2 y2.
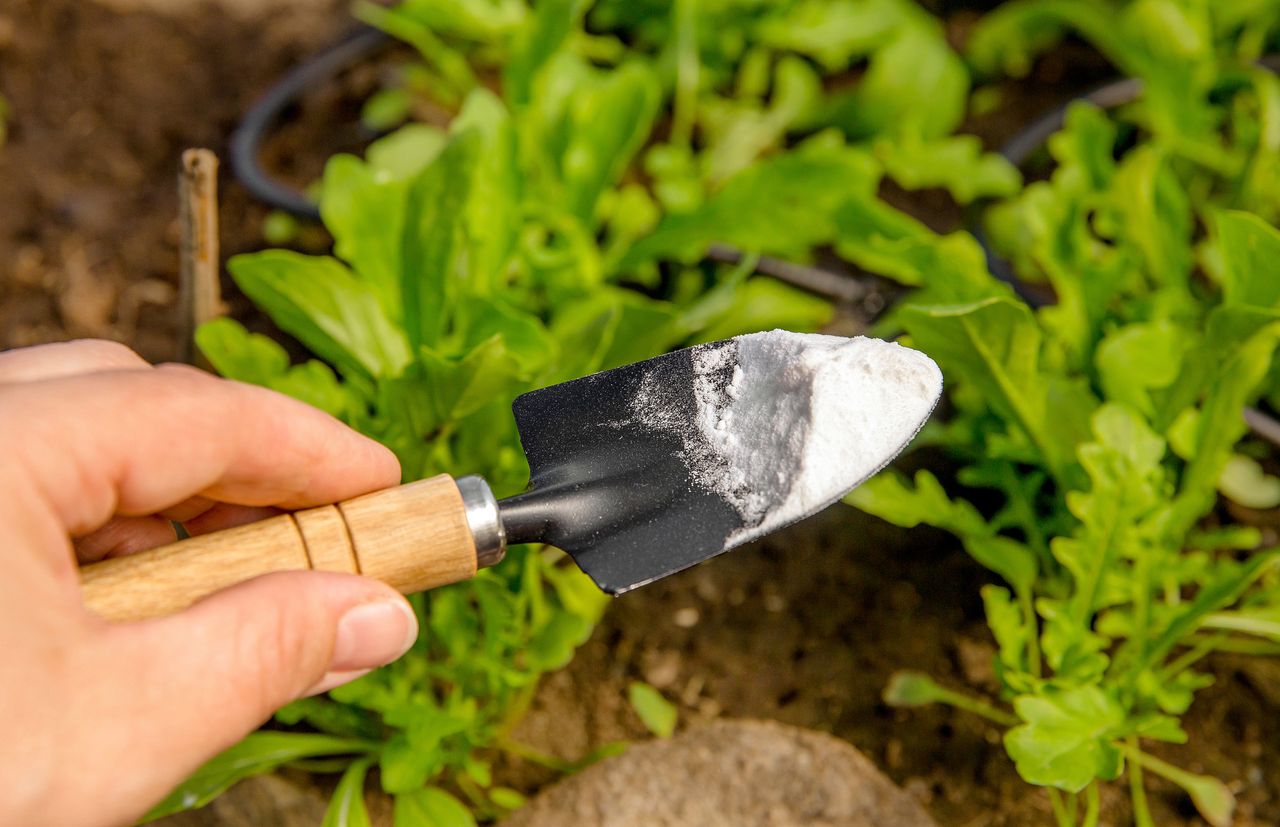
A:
456 476 506 569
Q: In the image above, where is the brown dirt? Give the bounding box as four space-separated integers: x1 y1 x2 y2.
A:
4 3 1278 827
0 0 353 362
511 504 1280 827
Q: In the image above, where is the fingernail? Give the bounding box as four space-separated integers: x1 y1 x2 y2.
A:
329 599 418 672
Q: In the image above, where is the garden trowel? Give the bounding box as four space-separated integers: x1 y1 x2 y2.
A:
80 332 942 622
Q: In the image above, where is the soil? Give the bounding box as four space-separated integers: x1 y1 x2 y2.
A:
3 2 1277 827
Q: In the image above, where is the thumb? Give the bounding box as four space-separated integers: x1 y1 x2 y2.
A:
89 572 416 811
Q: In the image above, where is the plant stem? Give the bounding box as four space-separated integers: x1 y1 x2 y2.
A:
1127 736 1156 827
1123 746 1199 789
498 738 575 773
1121 744 1236 827
1082 783 1100 827
1158 634 1223 683
926 682 1019 727
456 773 495 818
1047 789 1073 827
354 0 476 97
1188 634 1280 655
670 0 699 149
1202 610 1280 639
1003 464 1050 565
1018 587 1043 677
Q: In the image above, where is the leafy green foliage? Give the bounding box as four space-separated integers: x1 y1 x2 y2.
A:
627 681 678 738
180 3 886 819
970 0 1280 213
847 8 1280 821
143 733 376 821
170 1 1280 824
394 787 476 827
370 0 1018 210
323 759 375 827
1004 686 1128 792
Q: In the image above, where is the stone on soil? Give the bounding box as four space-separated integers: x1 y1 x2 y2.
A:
504 719 939 827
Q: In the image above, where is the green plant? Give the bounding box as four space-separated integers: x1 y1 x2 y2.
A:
144 0 1280 823
628 681 679 738
847 5 1280 824
148 1 943 820
357 0 1022 209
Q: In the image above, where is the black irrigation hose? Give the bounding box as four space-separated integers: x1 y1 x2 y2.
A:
231 26 389 221
975 55 1280 447
228 25 872 305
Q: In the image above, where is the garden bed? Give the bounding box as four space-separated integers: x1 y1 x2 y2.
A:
3 1 1278 826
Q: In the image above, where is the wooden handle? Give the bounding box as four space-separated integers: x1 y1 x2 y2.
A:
80 475 478 622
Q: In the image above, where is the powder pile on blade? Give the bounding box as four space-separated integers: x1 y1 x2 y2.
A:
632 330 943 546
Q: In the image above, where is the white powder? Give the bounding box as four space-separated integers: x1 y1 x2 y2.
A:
633 330 943 546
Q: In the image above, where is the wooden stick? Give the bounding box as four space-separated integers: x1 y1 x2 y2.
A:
178 148 224 365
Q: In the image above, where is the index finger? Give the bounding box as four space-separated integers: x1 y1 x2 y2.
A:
0 365 402 537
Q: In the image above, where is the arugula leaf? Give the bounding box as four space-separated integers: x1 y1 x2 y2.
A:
143 733 375 821
195 317 289 386
621 137 878 267
692 278 833 343
1214 210 1280 308
1170 316 1280 528
1004 686 1126 792
322 759 374 827
850 470 1038 594
697 56 823 185
898 298 1095 486
753 0 910 70
1055 404 1166 626
452 90 521 294
1095 320 1188 416
560 62 661 227
503 0 589 107
355 1 477 102
882 671 948 707
984 585 1033 682
628 682 678 738
873 134 1022 204
321 153 409 319
401 130 482 350
394 787 476 827
365 124 448 180
1217 455 1280 509
1125 551 1280 677
227 252 411 380
821 19 968 140
361 87 412 132
833 198 1007 304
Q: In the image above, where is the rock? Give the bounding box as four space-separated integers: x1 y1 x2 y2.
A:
504 719 938 827
154 774 328 827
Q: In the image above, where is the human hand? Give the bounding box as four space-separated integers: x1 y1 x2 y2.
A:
0 340 418 827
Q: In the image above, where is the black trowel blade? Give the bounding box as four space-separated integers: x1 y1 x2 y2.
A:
498 335 941 595
503 345 741 594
